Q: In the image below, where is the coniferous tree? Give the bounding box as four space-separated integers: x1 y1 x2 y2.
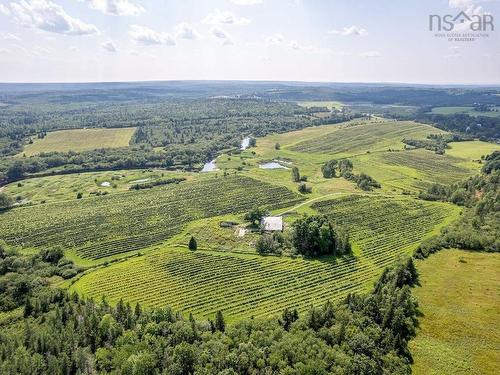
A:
215 310 225 332
188 236 197 251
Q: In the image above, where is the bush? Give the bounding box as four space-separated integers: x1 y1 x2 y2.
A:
40 247 64 264
298 183 312 194
255 233 283 255
0 193 13 210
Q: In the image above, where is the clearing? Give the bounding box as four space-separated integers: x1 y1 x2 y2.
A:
19 127 136 156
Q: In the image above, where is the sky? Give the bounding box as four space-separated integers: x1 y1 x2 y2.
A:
0 0 499 84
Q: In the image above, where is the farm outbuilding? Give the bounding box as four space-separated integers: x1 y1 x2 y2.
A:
260 216 283 232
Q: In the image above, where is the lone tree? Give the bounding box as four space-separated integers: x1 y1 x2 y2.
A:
291 166 301 182
298 183 312 194
321 160 338 178
244 206 269 226
215 310 225 332
188 236 197 251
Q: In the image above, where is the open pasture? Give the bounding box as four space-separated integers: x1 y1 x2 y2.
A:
0 175 303 262
19 127 136 156
71 195 458 321
410 250 500 375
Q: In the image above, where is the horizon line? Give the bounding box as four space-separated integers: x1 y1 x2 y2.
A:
1 79 500 87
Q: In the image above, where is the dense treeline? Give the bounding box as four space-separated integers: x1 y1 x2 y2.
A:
0 242 82 312
414 112 500 141
0 242 420 374
416 152 499 257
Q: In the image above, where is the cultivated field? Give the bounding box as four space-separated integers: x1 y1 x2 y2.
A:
410 250 500 375
19 127 136 156
71 195 459 320
289 121 446 155
0 175 303 262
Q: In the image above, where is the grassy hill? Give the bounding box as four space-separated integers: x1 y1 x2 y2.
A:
289 120 445 155
410 250 500 375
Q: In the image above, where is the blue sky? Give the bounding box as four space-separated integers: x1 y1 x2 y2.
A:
0 0 499 83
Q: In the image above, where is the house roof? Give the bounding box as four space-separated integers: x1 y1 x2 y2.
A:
261 216 283 231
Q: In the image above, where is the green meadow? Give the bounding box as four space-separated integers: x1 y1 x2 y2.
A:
410 249 500 375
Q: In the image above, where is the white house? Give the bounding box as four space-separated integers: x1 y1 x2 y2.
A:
260 216 283 232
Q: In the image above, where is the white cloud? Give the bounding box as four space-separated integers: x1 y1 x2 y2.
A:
328 25 367 36
129 49 139 55
85 0 145 16
265 33 285 45
262 33 329 54
34 45 50 54
359 51 381 58
10 0 99 35
0 48 9 54
230 0 262 5
174 22 201 39
101 40 117 52
0 32 21 40
69 45 78 51
449 0 475 8
0 4 11 15
210 26 233 45
211 26 229 39
203 9 250 26
129 25 176 45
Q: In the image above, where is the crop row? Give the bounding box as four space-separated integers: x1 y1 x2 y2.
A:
0 175 304 260
72 195 458 319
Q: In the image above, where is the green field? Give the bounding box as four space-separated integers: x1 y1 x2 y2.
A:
289 120 445 155
19 127 136 156
297 101 344 110
430 106 500 118
71 195 459 321
3 169 193 205
0 175 303 262
410 250 500 375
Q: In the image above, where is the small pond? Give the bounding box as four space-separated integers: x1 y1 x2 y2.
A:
201 159 218 172
259 162 289 170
